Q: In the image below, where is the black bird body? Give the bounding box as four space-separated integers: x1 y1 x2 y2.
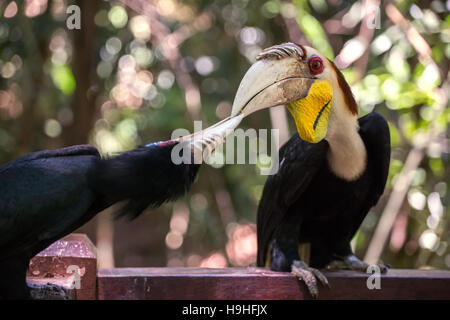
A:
0 142 199 299
257 112 390 270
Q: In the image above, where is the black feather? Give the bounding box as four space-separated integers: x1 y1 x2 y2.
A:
93 142 199 220
257 112 391 269
0 141 199 299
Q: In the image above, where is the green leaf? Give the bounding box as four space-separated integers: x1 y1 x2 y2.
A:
51 65 76 95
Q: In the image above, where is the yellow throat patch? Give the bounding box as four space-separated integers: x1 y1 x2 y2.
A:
287 80 333 143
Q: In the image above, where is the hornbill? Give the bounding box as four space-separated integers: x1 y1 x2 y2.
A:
0 115 242 299
231 43 391 298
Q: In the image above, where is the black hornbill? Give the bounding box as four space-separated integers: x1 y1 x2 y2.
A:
0 116 241 299
230 43 391 298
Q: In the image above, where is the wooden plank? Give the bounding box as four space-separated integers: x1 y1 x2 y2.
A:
97 267 450 300
27 233 97 300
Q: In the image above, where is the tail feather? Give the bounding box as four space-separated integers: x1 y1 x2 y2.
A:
92 115 242 219
93 142 199 220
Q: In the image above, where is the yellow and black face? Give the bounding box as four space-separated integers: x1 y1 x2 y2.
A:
231 43 334 143
286 80 332 143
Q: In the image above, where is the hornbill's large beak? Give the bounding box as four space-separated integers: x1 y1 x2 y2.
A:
231 44 333 143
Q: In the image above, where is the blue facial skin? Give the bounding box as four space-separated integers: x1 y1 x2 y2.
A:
145 140 177 148
145 141 162 147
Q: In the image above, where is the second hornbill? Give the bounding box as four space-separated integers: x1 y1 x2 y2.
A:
0 115 242 299
231 43 391 298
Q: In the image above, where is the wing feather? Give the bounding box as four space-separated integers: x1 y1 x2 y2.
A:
256 135 328 266
355 112 391 234
0 145 100 259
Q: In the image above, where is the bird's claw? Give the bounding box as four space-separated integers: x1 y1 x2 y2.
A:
326 254 390 273
291 260 329 299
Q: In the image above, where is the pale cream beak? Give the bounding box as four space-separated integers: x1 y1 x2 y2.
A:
175 51 323 162
176 114 244 163
231 56 315 117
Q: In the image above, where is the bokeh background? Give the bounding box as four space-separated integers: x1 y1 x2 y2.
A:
0 0 448 270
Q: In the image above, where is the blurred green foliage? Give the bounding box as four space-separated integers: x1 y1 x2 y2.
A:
0 0 448 269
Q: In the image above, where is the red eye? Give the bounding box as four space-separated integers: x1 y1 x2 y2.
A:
309 56 324 75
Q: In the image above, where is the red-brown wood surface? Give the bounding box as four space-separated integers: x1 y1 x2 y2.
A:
27 233 97 300
97 267 450 300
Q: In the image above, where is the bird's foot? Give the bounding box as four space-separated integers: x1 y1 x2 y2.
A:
326 254 389 273
291 260 330 299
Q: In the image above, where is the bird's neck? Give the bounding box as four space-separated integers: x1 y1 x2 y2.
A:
325 95 366 181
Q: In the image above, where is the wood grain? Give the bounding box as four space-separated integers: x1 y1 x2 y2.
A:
97 267 450 300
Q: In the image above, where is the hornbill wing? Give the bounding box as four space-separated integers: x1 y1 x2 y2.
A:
356 112 391 231
0 145 99 167
256 135 328 266
0 145 101 259
92 115 242 220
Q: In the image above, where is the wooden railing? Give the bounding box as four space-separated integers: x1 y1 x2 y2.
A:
26 234 450 300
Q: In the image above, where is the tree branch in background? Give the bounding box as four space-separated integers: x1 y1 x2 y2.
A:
282 14 310 45
365 147 425 264
275 1 316 147
385 2 433 67
335 0 379 78
68 0 99 145
269 106 290 148
67 0 103 265
121 0 239 264
364 2 449 264
14 8 46 157
120 0 212 121
96 207 116 269
322 6 356 36
207 169 237 229
352 0 379 78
